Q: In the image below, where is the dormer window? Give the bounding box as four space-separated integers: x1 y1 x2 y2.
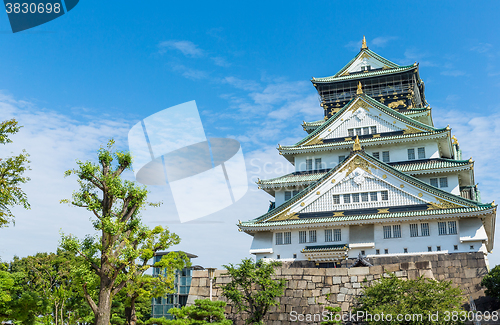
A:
360 58 371 71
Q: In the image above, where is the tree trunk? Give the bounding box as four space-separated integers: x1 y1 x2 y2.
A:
94 283 113 325
125 296 138 325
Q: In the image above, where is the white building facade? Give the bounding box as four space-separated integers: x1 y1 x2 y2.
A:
238 38 496 267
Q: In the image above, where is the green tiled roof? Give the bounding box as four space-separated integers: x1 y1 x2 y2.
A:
281 128 448 153
240 205 493 228
303 120 325 127
241 150 492 228
293 94 442 148
259 159 472 187
302 244 348 253
313 65 415 83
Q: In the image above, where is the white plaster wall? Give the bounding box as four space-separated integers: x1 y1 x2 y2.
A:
416 173 460 195
294 151 350 172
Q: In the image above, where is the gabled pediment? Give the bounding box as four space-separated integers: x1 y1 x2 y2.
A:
334 49 400 77
299 95 436 146
260 152 480 224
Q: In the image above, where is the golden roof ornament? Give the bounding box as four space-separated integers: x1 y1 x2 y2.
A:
356 81 363 95
361 35 368 49
353 135 362 151
452 135 459 145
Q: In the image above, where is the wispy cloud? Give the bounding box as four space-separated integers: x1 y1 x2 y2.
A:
171 63 209 80
371 36 398 47
471 43 493 55
222 76 261 92
403 49 436 67
158 40 205 58
211 56 231 67
440 70 465 77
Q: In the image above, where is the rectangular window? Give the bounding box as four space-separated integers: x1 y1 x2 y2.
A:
430 178 439 187
293 254 297 258
437 246 441 251
404 248 408 253
352 193 360 203
370 192 378 201
393 225 401 238
383 226 392 239
382 151 390 162
277 255 280 259
438 222 447 235
407 148 415 160
332 195 340 204
384 249 389 254
276 233 283 245
376 249 380 255
284 232 291 244
348 129 354 137
306 159 313 171
361 192 369 202
363 127 369 135
370 126 377 134
343 194 351 203
470 245 474 250
418 147 426 159
309 230 317 243
333 229 341 242
325 229 332 242
299 231 307 243
381 191 389 201
293 190 299 196
338 156 345 164
361 250 365 255
355 128 362 136
448 221 457 234
410 224 419 237
421 223 430 236
315 158 322 170
440 177 448 188
285 191 291 201
372 152 380 159
428 246 432 252
454 245 458 251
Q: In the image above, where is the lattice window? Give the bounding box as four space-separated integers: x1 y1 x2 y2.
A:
370 126 377 134
393 225 401 238
332 195 340 204
348 129 354 136
440 177 448 188
410 224 419 237
372 152 380 159
285 191 291 201
352 193 360 203
325 229 332 242
333 229 341 242
430 178 439 187
338 156 345 164
382 151 390 162
383 226 392 239
438 222 447 235
361 192 369 202
421 223 429 236
284 232 291 244
309 230 317 243
343 194 351 203
448 221 457 234
370 192 378 201
306 159 313 171
408 148 415 160
299 231 307 243
381 191 389 201
315 158 322 170
418 147 425 159
276 233 283 245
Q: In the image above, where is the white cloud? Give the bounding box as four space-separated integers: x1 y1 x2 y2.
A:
158 40 205 58
171 64 209 80
371 36 398 47
440 70 466 77
211 56 231 67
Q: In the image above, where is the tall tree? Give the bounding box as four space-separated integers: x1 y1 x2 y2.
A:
60 139 183 325
481 264 500 300
0 119 30 227
221 258 285 324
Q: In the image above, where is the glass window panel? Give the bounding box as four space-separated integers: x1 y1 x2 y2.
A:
438 222 447 235
430 178 439 187
448 221 457 234
352 193 360 203
418 147 426 159
332 195 340 204
370 126 377 134
440 177 448 188
276 232 283 245
361 192 369 202
410 224 418 237
370 192 378 201
372 152 380 159
407 148 415 160
382 151 390 162
325 229 333 242
393 225 401 238
343 194 351 203
284 232 291 244
309 230 317 243
285 191 291 201
333 229 341 242
381 191 389 201
421 223 430 236
299 231 307 243
383 226 392 239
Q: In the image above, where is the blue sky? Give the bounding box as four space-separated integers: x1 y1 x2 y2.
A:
1 1 500 268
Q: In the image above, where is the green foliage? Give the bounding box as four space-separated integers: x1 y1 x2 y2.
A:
221 258 285 324
0 119 30 227
0 250 93 324
320 306 342 325
355 273 465 325
60 139 184 325
481 264 500 300
145 299 231 325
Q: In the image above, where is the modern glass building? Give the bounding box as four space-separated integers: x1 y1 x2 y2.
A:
151 251 199 319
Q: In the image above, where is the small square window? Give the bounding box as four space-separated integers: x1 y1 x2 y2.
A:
437 246 441 251
370 192 378 201
430 178 439 187
454 245 458 251
384 249 389 254
277 255 280 259
381 191 389 201
343 194 351 203
370 126 377 134
376 249 380 255
332 195 340 204
361 192 369 202
407 148 415 160
404 248 408 253
355 128 362 135
428 246 432 252
293 254 297 258
372 152 380 159
352 193 360 203
361 250 365 255
418 147 426 159
348 129 354 137
363 127 369 135
470 245 474 250
440 177 448 188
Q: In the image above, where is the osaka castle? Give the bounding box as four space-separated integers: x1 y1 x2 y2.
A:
238 37 496 266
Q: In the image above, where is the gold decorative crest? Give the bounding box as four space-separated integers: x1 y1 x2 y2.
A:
377 208 389 214
269 208 300 222
340 155 373 177
427 197 463 210
333 211 345 217
304 135 323 146
347 98 371 113
403 125 423 135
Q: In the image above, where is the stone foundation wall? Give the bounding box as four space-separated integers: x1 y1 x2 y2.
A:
187 253 496 325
